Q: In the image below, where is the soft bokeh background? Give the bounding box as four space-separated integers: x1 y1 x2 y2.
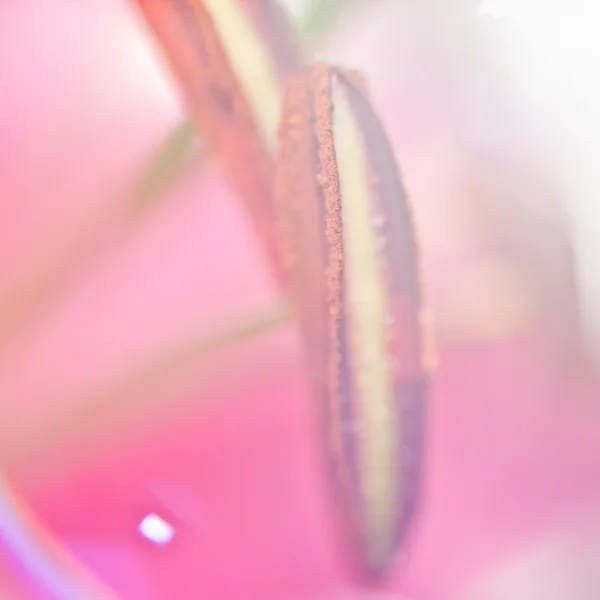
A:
1 1 600 598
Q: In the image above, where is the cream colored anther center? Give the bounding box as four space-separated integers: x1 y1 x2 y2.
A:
332 79 396 569
202 0 282 153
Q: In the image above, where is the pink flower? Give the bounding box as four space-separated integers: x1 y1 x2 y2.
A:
0 2 599 599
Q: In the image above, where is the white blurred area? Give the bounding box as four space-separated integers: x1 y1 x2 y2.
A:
477 1 600 367
278 0 319 24
455 510 600 600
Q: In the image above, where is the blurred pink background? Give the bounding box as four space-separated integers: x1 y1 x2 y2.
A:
1 1 600 599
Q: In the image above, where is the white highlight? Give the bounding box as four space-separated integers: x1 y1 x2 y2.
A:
479 1 600 367
478 1 600 67
138 513 175 545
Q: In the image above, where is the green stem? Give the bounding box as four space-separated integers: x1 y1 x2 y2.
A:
302 0 355 40
137 0 355 201
7 300 291 470
132 119 200 211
